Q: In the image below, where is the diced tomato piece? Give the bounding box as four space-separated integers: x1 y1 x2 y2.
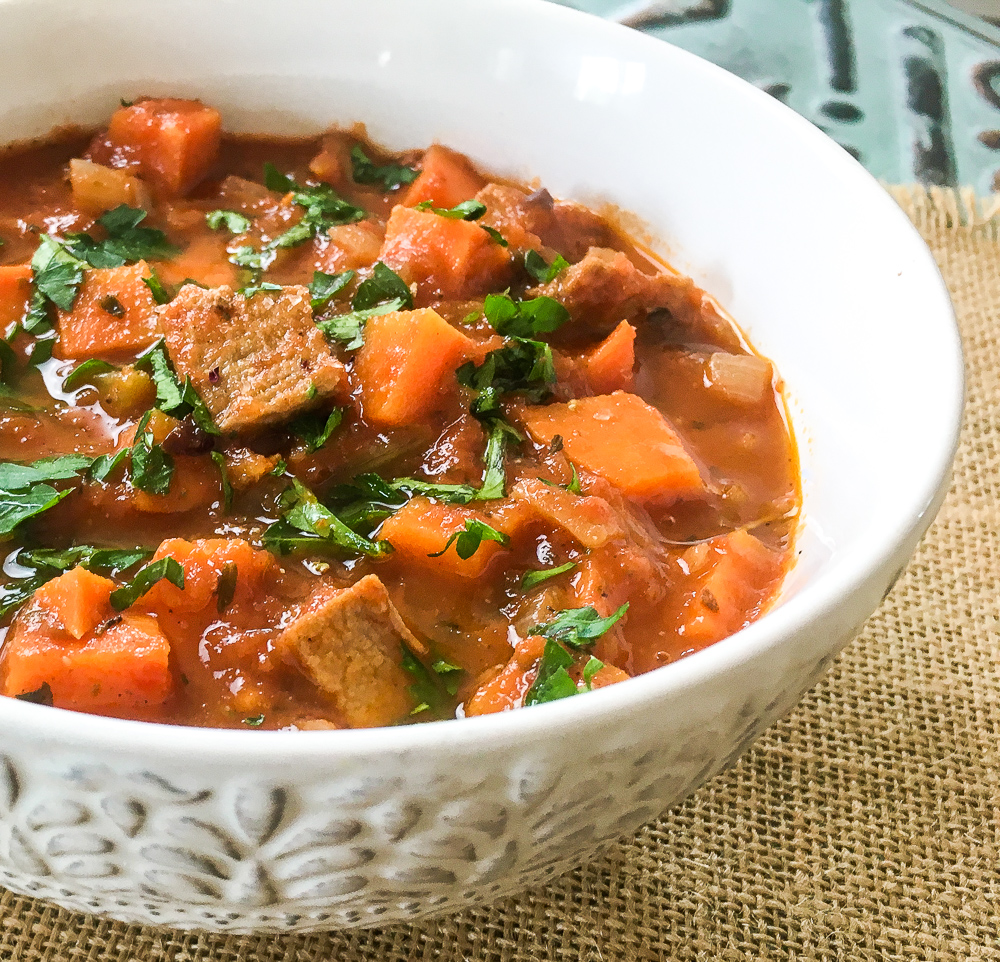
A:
520 392 705 503
379 205 511 302
56 260 159 359
355 308 474 427
403 145 486 210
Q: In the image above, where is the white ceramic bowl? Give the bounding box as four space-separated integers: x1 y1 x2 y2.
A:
0 0 962 932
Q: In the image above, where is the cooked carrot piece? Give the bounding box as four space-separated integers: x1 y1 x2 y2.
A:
56 260 159 359
155 233 237 289
678 530 785 647
355 308 475 427
379 205 511 302
104 98 222 198
520 392 705 503
128 456 221 516
141 538 278 614
32 566 115 640
581 320 636 394
1 612 172 712
379 498 524 579
403 145 486 209
0 264 31 330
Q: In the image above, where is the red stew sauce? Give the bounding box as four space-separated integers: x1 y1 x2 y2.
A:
0 98 799 729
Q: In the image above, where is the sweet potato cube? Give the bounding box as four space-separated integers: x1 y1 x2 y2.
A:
678 530 785 647
105 98 222 198
0 264 31 330
159 285 344 434
2 612 172 712
32 566 115 640
279 575 419 728
581 320 636 394
141 537 278 614
378 498 526 580
520 392 705 503
69 158 152 214
355 308 474 427
403 145 486 210
56 260 159 359
379 205 511 302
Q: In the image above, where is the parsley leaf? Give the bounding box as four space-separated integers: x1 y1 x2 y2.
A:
524 638 577 706
316 300 404 351
476 419 521 500
582 655 605 689
206 209 251 234
30 234 86 313
290 407 343 453
531 603 629 650
262 478 391 559
565 462 582 495
350 146 418 191
520 561 578 591
128 411 174 495
142 268 173 305
109 556 184 611
308 269 354 313
62 358 117 391
456 337 556 418
0 484 73 536
524 249 570 284
65 205 178 267
414 199 487 220
0 454 95 536
328 473 477 533
481 224 509 247
428 518 509 560
483 292 570 338
88 449 129 483
240 281 283 298
400 647 463 717
352 262 413 312
138 343 220 435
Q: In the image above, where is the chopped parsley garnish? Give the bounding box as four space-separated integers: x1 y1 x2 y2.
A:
242 714 265 727
428 518 509 560
28 234 86 325
263 478 391 559
308 269 354 313
0 454 95 537
524 249 570 284
481 225 509 247
350 146 419 191
64 205 178 268
483 292 570 338
206 209 251 234
520 561 578 591
109 556 185 611
328 472 477 532
62 358 117 391
523 605 627 707
414 199 487 220
475 419 522 501
210 451 233 510
89 449 129 484
316 262 412 350
0 544 150 619
240 281 283 298
138 342 220 435
142 268 172 304
565 463 582 495
128 411 174 495
457 336 556 419
401 647 464 717
290 407 343 453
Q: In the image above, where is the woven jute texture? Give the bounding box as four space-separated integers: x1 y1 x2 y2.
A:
1 185 997 961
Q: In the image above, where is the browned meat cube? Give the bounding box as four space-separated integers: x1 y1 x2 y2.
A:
476 183 555 252
529 246 697 331
278 575 422 728
159 285 344 434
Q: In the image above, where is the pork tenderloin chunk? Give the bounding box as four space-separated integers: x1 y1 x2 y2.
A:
279 575 421 728
159 284 344 434
529 247 696 330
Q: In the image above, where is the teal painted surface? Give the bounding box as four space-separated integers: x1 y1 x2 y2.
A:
552 0 1000 193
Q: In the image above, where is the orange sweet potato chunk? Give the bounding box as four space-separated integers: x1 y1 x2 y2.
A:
355 308 474 427
403 145 486 209
56 260 159 359
379 205 511 302
105 98 222 198
582 320 636 394
32 566 115 640
520 392 705 503
142 537 279 614
2 612 172 712
0 264 31 330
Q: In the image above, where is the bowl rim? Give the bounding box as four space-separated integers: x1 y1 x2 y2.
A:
0 0 965 763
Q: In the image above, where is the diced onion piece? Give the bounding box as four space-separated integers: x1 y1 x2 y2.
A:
69 158 151 214
706 352 772 405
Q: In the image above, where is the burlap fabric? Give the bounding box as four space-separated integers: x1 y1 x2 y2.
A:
1 186 997 961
